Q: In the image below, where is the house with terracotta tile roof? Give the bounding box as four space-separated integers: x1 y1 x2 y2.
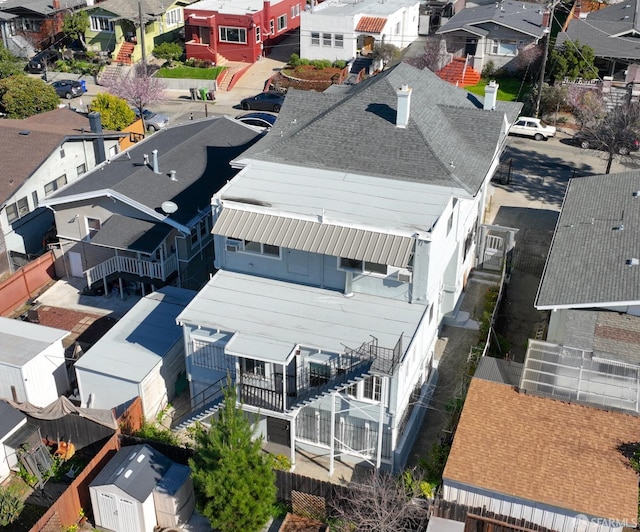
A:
299 0 419 62
443 374 640 532
0 108 122 275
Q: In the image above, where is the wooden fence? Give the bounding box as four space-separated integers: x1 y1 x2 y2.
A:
0 251 55 317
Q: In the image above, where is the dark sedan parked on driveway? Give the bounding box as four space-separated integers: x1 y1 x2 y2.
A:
240 91 285 112
51 80 84 99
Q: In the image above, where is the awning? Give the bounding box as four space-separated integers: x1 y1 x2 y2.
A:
212 209 414 268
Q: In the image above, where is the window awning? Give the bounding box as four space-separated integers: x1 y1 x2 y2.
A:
212 209 414 268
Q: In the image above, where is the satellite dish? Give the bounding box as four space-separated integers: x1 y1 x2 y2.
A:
161 201 178 214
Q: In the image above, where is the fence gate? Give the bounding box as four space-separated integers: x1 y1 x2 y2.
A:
483 234 505 271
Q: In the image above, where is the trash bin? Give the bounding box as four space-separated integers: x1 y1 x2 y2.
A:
79 80 87 93
208 89 216 101
199 87 208 101
189 87 198 100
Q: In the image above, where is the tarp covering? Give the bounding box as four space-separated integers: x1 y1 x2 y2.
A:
5 396 117 430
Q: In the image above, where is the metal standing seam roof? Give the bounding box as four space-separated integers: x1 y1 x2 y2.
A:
0 317 69 367
213 208 415 268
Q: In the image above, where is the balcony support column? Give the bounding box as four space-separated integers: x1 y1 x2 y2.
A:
329 391 336 478
289 412 296 470
375 376 386 470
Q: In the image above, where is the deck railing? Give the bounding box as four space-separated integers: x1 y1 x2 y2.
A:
85 253 177 286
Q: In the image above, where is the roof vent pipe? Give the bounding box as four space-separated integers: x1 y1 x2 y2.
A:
170 170 177 181
396 84 412 128
143 154 149 166
88 111 106 164
152 149 160 174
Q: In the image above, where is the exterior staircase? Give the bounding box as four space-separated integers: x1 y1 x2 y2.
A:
217 61 251 91
350 56 373 75
98 63 123 86
115 41 135 65
436 57 481 87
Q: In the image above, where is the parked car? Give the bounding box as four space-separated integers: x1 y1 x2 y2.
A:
240 92 285 112
51 79 84 99
509 117 556 140
133 108 170 132
571 131 640 155
235 112 278 130
26 49 60 74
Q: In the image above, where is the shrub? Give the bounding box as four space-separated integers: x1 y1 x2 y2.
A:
134 421 181 446
153 41 184 63
272 453 291 471
88 92 136 131
333 60 347 69
310 59 332 69
0 485 24 525
289 53 301 67
185 57 213 69
481 60 496 78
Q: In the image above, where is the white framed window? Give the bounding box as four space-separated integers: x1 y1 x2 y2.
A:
32 191 38 209
190 226 198 247
166 7 182 26
256 26 261 42
243 358 266 377
44 174 67 196
19 18 41 32
311 32 320 45
5 203 18 224
338 257 387 275
296 4 301 16
334 34 343 48
219 26 247 43
108 145 118 158
277 14 287 31
60 148 65 158
77 163 86 176
491 39 517 55
90 15 115 33
396 22 401 34
5 197 28 223
86 217 101 239
322 33 331 46
270 19 275 35
363 376 382 401
243 240 280 257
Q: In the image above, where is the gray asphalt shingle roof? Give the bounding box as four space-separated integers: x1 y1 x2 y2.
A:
437 0 545 38
89 215 171 253
87 0 171 19
536 171 640 308
45 117 261 227
237 62 521 195
0 0 85 15
556 0 640 61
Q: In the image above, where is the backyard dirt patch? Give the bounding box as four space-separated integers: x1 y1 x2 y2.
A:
280 513 327 532
269 66 345 92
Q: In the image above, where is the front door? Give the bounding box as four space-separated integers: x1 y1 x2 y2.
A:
465 38 477 55
68 252 83 277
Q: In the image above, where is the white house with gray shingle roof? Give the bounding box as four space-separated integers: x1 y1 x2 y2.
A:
176 62 521 474
437 0 546 72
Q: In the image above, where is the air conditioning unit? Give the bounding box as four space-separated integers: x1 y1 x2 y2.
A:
226 240 241 252
396 270 413 283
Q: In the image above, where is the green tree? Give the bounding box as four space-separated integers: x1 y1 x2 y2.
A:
89 92 136 130
0 43 24 79
373 43 401 68
0 75 59 118
152 42 183 65
189 382 276 532
549 40 597 81
62 11 89 50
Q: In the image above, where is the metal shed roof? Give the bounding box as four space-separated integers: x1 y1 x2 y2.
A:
0 317 69 367
213 208 414 268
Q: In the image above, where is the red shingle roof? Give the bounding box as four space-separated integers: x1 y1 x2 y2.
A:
355 16 387 33
444 378 640 521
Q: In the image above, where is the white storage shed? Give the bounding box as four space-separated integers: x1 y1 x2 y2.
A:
74 287 196 420
89 444 194 532
0 401 27 482
0 317 70 407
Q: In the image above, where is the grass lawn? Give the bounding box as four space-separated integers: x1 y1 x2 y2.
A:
466 77 531 102
156 65 226 80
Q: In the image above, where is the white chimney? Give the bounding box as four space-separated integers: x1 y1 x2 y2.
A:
152 149 160 174
484 80 498 110
396 84 412 128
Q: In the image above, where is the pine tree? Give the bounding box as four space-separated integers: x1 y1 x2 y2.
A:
189 381 276 532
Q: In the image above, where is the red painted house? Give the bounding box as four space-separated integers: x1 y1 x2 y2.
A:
185 0 302 64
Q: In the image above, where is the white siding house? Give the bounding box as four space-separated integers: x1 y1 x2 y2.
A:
0 317 69 407
75 287 196 420
176 62 521 474
300 0 419 61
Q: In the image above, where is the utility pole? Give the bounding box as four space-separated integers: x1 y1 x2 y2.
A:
535 1 558 117
138 0 147 71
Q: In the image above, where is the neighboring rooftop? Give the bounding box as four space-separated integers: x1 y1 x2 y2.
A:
308 0 418 19
536 171 640 309
187 0 265 15
0 401 26 440
0 108 119 204
473 355 523 386
0 317 69 367
75 287 196 383
444 377 640 521
556 0 640 61
0 0 85 14
236 62 521 195
177 269 425 364
437 0 545 38
87 0 172 20
41 116 262 228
